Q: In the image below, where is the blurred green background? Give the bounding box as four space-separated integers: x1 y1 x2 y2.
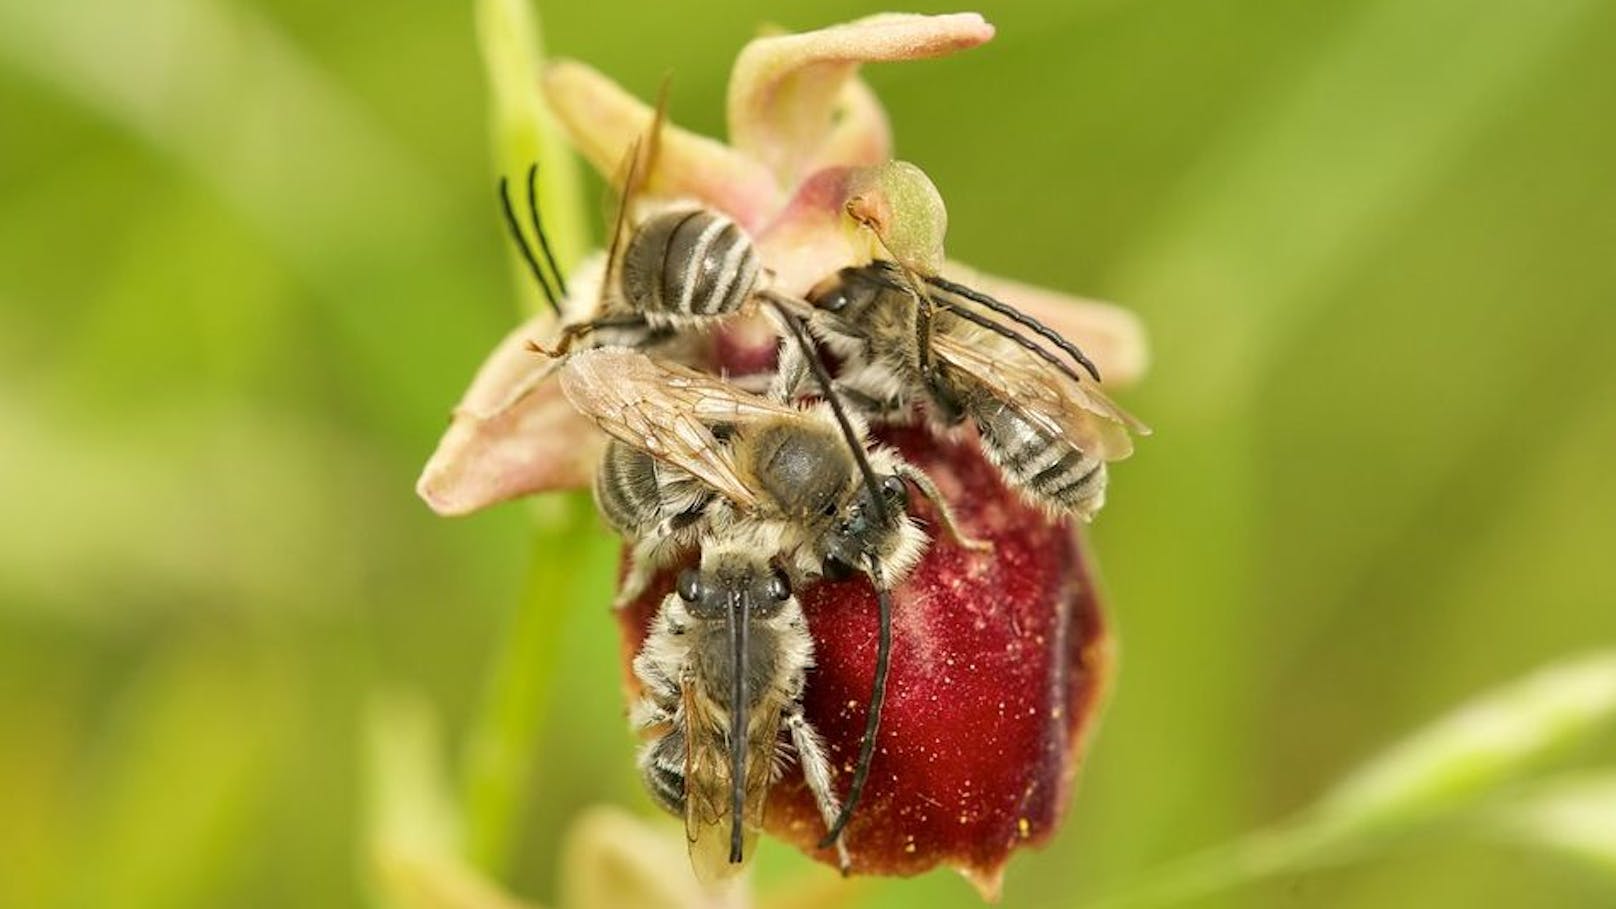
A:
4 0 1615 906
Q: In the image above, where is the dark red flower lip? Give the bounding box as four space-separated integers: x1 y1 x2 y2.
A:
615 424 1113 900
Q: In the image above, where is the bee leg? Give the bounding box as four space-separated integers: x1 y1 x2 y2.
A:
786 708 853 874
903 466 991 552
528 314 651 358
759 293 823 403
766 323 812 402
613 541 664 609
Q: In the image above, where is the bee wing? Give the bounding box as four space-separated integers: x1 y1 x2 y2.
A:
560 348 805 509
934 330 1148 461
596 80 668 315
680 685 778 883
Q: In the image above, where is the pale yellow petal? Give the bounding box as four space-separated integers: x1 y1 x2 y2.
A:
558 807 748 909
415 311 600 515
542 60 779 230
416 389 601 516
727 13 993 185
798 75 891 174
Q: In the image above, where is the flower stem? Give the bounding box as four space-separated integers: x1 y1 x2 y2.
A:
475 0 590 314
461 0 598 877
460 495 605 875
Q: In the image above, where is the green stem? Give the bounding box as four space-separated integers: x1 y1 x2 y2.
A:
460 0 597 877
476 0 590 315
460 496 602 874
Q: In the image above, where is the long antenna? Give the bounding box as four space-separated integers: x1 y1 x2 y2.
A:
766 299 888 524
728 586 750 864
819 555 891 847
525 164 568 300
498 177 560 316
924 273 1102 382
931 296 1090 388
863 266 1092 389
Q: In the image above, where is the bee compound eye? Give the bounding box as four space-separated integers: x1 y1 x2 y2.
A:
881 473 909 506
676 568 703 603
821 555 855 582
811 282 851 313
767 569 791 602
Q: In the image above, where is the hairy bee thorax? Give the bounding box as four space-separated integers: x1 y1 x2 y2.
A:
629 546 820 847
730 413 857 524
806 263 934 422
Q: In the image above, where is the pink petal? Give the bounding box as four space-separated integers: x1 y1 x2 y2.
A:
945 262 1151 388
755 167 863 295
416 313 600 515
799 76 892 175
541 60 780 231
756 161 949 294
727 13 994 186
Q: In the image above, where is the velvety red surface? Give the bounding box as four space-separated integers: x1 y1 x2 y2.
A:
615 424 1111 898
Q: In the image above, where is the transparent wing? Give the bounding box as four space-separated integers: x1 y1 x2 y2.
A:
681 683 778 884
559 348 807 509
934 328 1148 461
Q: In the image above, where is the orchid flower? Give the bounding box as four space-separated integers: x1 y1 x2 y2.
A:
417 12 1149 900
416 12 1145 516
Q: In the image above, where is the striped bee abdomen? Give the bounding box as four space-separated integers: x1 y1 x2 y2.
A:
638 728 687 815
594 441 666 538
622 209 759 321
974 400 1108 519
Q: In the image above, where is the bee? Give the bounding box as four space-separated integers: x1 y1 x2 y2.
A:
561 346 975 605
800 260 1149 520
491 95 814 416
498 84 777 365
561 345 982 858
631 536 849 880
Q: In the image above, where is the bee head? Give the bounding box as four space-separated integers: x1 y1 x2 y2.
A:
807 264 896 326
672 548 797 868
821 473 910 580
676 560 793 621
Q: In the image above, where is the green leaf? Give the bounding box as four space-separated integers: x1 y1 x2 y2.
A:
368 692 462 862
368 693 544 909
1085 650 1616 908
457 0 605 879
1489 771 1616 875
1312 651 1616 835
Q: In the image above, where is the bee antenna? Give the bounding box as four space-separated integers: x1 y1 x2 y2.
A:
819 554 890 849
924 274 1102 382
929 295 1093 388
863 265 1094 389
767 300 888 523
728 585 750 864
497 175 561 316
525 164 568 300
